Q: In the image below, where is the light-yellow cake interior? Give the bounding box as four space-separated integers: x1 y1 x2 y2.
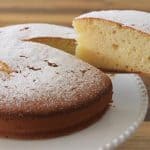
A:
28 37 76 54
73 19 150 73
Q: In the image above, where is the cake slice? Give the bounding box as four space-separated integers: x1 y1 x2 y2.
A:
73 10 150 74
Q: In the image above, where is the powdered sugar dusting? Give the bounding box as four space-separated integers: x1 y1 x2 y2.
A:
0 23 76 40
76 10 150 34
0 24 109 114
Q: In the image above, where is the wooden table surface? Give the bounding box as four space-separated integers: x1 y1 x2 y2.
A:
0 0 149 149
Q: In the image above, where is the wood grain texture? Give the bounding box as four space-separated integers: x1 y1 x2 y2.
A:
117 122 150 150
0 0 149 149
0 0 149 26
140 74 150 121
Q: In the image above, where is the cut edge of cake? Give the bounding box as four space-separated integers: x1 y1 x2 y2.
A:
73 10 150 74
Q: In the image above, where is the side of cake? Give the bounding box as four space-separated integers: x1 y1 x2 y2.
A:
73 10 150 74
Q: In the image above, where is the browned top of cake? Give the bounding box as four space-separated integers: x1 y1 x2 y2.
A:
0 24 112 119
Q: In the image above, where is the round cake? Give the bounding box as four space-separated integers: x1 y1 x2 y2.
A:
0 23 112 139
